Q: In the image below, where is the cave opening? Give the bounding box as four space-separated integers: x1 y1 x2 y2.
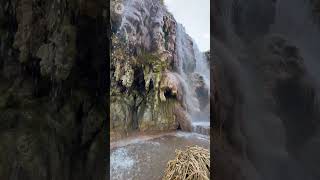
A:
133 67 146 94
164 88 177 99
177 123 181 130
149 79 154 90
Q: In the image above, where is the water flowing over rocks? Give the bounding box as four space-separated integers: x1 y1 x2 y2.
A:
110 0 210 140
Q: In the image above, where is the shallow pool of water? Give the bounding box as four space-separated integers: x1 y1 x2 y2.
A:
110 131 210 180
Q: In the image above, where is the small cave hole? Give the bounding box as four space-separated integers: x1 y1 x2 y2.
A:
149 79 154 90
177 123 181 130
164 88 176 99
133 67 146 93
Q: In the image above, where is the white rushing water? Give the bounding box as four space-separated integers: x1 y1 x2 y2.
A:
175 24 210 132
194 44 210 90
175 24 200 113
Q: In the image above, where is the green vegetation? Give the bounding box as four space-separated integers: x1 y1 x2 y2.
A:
138 51 169 73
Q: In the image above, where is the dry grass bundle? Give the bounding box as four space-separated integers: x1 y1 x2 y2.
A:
163 146 210 180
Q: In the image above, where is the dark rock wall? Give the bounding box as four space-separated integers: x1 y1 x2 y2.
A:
0 0 107 179
213 0 320 179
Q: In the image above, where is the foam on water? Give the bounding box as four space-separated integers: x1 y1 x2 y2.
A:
110 147 135 179
175 131 210 141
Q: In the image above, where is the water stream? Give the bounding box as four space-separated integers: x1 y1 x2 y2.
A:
175 24 210 135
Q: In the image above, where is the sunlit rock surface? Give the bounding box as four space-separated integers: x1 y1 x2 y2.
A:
110 0 209 140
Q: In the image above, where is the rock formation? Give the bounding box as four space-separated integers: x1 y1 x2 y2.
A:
110 0 210 140
0 0 107 179
213 0 320 179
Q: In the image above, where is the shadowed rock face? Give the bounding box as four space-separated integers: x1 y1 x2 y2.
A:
191 73 209 109
213 0 320 179
0 0 107 180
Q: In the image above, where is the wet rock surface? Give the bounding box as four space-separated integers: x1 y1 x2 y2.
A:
110 0 208 140
191 73 209 109
110 132 209 180
0 1 107 179
192 121 210 136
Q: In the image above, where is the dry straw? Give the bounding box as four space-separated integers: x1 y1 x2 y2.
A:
163 146 210 180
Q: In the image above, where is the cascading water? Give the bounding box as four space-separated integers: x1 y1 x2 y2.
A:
110 0 211 178
113 0 211 135
194 44 210 90
175 24 210 135
175 24 200 113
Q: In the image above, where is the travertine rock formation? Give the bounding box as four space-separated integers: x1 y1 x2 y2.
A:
110 0 200 140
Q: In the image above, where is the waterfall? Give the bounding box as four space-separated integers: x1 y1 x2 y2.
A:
175 24 200 114
194 44 210 91
175 23 210 135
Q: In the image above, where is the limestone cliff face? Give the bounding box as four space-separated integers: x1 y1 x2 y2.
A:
0 0 107 180
110 0 195 140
